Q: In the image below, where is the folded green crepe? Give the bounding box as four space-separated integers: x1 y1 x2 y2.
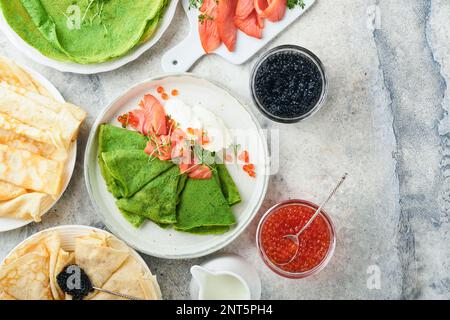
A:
98 124 148 198
101 150 174 198
116 166 183 225
216 164 241 206
0 0 167 64
175 175 237 234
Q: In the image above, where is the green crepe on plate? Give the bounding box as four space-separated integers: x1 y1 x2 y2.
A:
175 173 237 234
101 150 174 198
116 166 183 225
98 124 148 198
0 0 168 64
216 164 241 206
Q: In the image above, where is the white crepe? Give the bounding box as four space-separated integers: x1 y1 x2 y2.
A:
0 144 64 195
0 192 50 222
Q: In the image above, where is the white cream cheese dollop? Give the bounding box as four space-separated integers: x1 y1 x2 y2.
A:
164 99 232 152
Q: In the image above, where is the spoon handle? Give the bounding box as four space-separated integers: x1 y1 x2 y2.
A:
93 287 143 300
296 173 348 237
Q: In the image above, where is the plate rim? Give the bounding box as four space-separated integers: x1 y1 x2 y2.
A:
0 0 180 74
0 224 162 299
0 64 77 233
84 73 270 259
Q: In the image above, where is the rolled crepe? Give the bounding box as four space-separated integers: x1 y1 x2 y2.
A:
0 82 86 123
0 192 50 222
0 86 83 148
0 112 68 161
75 232 130 289
0 180 26 201
0 144 63 195
0 55 49 96
0 245 53 300
90 257 161 300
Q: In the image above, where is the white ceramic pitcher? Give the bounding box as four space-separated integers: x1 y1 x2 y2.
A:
190 265 251 300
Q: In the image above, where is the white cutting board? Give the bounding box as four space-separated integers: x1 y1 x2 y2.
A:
162 0 316 72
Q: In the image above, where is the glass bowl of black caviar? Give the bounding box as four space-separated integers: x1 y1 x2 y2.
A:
250 45 328 123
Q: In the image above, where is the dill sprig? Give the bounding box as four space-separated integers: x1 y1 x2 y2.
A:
287 0 306 10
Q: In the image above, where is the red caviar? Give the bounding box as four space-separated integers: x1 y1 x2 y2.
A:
259 202 333 275
157 86 165 94
161 93 169 100
171 89 179 96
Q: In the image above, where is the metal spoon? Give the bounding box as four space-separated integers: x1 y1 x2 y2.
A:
277 173 348 266
92 287 143 300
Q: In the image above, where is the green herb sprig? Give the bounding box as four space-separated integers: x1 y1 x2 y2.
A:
287 0 306 10
189 0 204 9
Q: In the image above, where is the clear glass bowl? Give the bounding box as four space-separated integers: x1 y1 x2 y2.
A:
256 199 336 279
250 45 328 123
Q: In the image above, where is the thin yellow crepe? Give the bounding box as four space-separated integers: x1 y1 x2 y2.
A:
0 86 84 149
0 232 62 300
0 144 63 195
90 257 161 300
0 245 53 300
0 56 86 222
74 232 130 289
0 82 86 123
53 249 74 300
0 56 49 96
0 192 50 221
0 180 26 201
0 231 161 300
0 112 68 161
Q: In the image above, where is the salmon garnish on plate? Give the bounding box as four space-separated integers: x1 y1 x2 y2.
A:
120 94 168 137
216 0 239 52
198 0 221 53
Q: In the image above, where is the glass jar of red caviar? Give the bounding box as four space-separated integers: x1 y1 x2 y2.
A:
256 199 336 279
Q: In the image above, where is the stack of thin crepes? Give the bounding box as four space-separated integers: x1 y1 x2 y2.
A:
0 56 86 222
0 231 162 300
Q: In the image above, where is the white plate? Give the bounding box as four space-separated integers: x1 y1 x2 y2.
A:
162 0 315 72
0 225 162 299
85 74 269 259
0 65 77 233
0 1 179 74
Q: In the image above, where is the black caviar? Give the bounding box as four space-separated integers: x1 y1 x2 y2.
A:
57 264 94 300
253 48 324 121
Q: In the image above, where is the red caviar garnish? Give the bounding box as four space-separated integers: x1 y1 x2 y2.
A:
243 164 255 172
171 89 179 96
161 93 169 100
157 86 165 94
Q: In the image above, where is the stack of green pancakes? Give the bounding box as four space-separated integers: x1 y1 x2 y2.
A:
0 0 168 64
98 125 241 235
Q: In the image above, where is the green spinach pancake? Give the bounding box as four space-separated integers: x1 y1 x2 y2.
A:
0 0 168 64
98 124 241 235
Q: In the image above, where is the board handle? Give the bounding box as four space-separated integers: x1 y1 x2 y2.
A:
162 31 205 73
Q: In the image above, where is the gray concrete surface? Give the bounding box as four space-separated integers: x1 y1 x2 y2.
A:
0 0 449 299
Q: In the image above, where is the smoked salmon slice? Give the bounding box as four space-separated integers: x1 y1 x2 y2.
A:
235 11 263 39
236 0 255 19
198 0 221 53
139 94 168 136
216 0 239 52
255 0 286 22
